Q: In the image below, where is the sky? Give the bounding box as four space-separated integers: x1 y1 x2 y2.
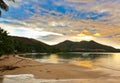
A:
0 0 120 48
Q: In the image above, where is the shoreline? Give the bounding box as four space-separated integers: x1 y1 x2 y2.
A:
0 55 120 80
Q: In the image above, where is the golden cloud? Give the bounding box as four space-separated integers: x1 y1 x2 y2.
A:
93 33 101 37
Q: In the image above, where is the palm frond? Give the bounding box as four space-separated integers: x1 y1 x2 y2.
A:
0 0 15 16
0 0 9 11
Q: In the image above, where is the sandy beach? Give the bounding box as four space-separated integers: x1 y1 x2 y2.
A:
0 55 120 83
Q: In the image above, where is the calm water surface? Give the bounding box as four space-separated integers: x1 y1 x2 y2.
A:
20 53 120 70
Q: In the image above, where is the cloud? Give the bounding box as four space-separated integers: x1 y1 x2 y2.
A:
0 22 63 39
93 33 101 37
0 0 120 48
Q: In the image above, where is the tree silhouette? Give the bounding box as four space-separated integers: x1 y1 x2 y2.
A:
0 0 24 71
0 0 15 56
0 28 14 56
0 0 15 16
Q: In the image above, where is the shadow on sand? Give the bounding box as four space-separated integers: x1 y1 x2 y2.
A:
0 77 3 83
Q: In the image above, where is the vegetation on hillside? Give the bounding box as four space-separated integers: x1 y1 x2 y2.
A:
53 40 120 52
12 36 61 53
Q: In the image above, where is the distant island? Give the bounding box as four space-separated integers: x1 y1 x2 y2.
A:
12 36 120 53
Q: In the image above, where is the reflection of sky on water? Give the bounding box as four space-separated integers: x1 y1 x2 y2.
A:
96 53 120 69
21 53 120 71
41 54 59 63
69 53 120 70
112 53 120 65
69 60 96 69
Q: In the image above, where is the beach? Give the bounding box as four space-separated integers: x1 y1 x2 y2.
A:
0 55 120 83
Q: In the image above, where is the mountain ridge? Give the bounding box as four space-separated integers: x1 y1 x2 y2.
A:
54 40 120 52
11 36 120 53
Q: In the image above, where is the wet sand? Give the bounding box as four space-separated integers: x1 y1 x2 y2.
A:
0 55 120 82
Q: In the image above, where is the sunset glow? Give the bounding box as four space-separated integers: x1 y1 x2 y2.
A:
0 0 120 48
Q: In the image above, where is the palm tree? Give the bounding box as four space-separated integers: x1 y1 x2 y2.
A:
0 0 14 16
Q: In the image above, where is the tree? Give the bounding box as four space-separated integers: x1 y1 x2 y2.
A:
0 0 15 16
0 28 14 56
0 0 8 16
0 0 15 56
0 0 22 71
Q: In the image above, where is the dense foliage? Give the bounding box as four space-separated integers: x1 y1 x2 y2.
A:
12 36 61 53
0 0 15 56
0 28 14 56
54 40 120 52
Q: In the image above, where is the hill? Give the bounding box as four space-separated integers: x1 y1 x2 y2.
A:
12 36 120 53
12 36 54 53
53 40 120 52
